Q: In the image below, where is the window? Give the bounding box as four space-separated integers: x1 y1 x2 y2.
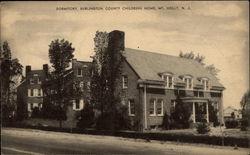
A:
77 68 82 76
36 89 42 96
38 89 41 96
149 98 164 116
33 74 38 84
156 99 164 116
213 102 218 110
39 103 43 109
76 100 80 109
194 91 198 97
38 77 42 84
183 76 193 89
79 81 84 91
28 103 32 112
73 100 80 110
30 78 34 84
199 91 204 97
30 103 34 110
87 81 91 91
122 75 128 89
201 79 209 90
162 74 174 88
149 99 156 115
30 89 34 96
33 89 38 96
194 91 204 97
128 99 135 116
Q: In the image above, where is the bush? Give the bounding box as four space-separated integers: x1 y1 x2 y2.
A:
77 103 95 129
162 114 170 130
225 120 239 128
240 119 248 131
170 97 192 129
2 103 16 122
31 107 41 118
196 121 210 134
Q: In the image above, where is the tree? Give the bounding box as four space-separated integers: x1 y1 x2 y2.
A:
179 51 205 66
170 96 192 129
205 64 220 79
91 31 129 131
240 90 250 126
0 41 23 122
179 51 219 78
240 90 250 112
48 39 74 128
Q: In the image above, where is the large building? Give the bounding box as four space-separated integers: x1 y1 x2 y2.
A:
224 106 242 121
17 59 91 120
108 30 225 130
17 30 225 130
17 64 48 117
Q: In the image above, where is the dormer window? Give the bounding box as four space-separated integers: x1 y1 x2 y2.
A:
201 78 209 90
161 73 174 89
183 76 193 90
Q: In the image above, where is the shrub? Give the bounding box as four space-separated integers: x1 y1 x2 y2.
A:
162 113 170 130
196 121 210 134
96 110 131 131
77 103 95 129
170 97 192 129
240 119 248 131
31 107 42 118
225 120 238 128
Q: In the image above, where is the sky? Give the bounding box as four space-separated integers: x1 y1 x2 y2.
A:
1 1 249 109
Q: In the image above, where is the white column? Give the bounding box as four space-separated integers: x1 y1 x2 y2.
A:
144 85 147 129
206 102 209 122
193 102 196 123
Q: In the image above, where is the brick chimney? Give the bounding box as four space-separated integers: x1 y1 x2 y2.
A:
25 65 31 77
108 30 125 52
43 64 48 74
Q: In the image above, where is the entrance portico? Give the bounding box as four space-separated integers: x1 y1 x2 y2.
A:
181 97 210 123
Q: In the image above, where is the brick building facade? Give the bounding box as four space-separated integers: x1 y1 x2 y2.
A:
17 64 48 117
17 59 91 121
109 30 225 130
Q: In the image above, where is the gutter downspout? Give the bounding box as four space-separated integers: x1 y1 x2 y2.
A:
144 84 147 130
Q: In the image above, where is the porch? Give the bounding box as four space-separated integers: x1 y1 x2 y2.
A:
181 97 210 123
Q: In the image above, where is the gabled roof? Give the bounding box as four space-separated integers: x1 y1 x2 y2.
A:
122 48 224 88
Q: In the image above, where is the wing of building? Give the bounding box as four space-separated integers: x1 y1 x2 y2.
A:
16 60 92 127
109 30 225 130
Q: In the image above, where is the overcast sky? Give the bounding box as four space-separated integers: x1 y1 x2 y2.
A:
1 1 249 109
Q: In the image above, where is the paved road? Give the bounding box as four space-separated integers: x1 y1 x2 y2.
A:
2 128 249 155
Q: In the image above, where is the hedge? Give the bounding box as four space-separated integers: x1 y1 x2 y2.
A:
3 123 249 148
225 120 239 128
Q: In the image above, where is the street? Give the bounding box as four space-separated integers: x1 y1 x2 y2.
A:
2 128 249 155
